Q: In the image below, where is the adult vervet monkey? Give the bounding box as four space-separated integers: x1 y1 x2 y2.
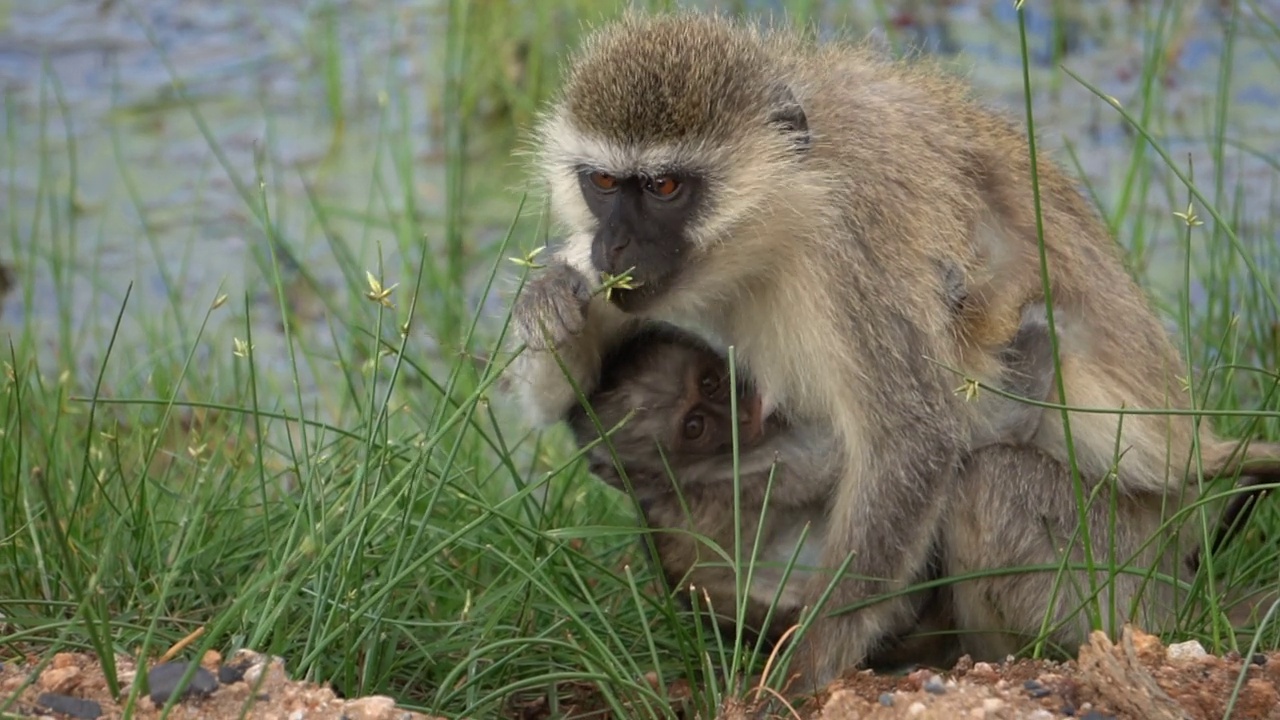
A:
508 11 1280 685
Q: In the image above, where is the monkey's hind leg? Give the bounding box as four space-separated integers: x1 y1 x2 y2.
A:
942 445 1184 662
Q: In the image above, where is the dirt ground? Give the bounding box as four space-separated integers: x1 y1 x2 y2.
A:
785 627 1280 720
3 627 1279 719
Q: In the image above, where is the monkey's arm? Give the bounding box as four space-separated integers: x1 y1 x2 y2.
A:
508 255 638 426
804 409 960 682
680 426 841 509
789 312 965 687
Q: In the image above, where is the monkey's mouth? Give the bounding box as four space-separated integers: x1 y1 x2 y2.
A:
601 265 682 313
607 282 657 312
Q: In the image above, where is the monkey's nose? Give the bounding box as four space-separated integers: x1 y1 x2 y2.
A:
606 237 631 266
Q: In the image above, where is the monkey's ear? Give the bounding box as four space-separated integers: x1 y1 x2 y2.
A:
766 83 811 154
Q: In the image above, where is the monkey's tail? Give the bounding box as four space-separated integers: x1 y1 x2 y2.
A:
1186 439 1280 573
1199 438 1280 479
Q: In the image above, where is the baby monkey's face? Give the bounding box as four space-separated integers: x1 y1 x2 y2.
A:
568 337 786 492
665 344 773 457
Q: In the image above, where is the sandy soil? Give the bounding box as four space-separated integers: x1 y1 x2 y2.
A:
3 627 1278 719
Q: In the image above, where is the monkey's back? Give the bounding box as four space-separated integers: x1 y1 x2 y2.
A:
785 37 1196 448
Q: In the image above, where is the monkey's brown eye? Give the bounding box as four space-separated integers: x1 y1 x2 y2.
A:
682 413 705 440
647 176 680 198
588 171 618 191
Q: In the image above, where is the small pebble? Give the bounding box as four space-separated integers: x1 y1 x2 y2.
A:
35 693 102 720
1029 711 1054 720
878 692 894 707
341 695 397 720
641 671 660 691
218 661 248 684
201 650 222 670
243 654 287 686
38 667 81 694
906 667 933 686
147 661 218 705
1080 712 1116 720
1166 639 1208 662
971 661 996 677
1023 678 1051 698
982 698 1005 712
289 711 305 720
1252 653 1268 666
923 674 947 695
907 701 927 717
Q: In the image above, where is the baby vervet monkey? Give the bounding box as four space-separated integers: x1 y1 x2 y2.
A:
564 315 1055 667
509 11 1280 684
564 321 835 648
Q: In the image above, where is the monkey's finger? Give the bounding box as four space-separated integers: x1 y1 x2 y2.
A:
550 290 589 338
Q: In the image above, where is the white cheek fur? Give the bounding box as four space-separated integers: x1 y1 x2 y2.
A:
553 234 597 282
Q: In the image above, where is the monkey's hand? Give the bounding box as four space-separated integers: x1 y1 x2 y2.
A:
514 262 594 352
507 258 637 427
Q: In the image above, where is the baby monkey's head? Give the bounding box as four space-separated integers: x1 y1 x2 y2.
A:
566 323 780 491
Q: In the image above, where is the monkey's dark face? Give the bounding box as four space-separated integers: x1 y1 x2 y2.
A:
576 168 705 312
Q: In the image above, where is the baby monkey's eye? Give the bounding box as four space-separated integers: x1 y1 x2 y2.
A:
699 371 723 398
682 413 706 440
588 171 618 191
646 176 680 198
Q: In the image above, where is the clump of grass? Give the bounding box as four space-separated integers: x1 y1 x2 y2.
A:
1 1 1279 718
